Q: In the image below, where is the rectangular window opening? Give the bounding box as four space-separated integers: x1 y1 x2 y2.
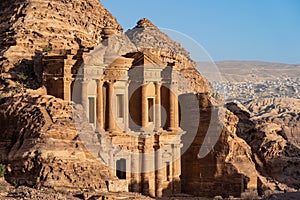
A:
166 162 170 181
117 94 124 118
148 98 154 122
88 97 95 124
116 159 126 179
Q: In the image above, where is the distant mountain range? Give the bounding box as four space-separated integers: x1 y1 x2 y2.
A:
198 60 300 83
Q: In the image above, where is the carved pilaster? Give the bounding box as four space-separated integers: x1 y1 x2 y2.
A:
107 81 115 132
171 143 182 193
81 79 89 115
96 80 104 132
155 144 163 197
155 82 161 131
141 83 148 129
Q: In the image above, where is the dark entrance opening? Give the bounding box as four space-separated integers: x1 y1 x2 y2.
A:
166 161 170 181
117 94 124 118
116 158 126 179
148 98 154 122
88 97 95 124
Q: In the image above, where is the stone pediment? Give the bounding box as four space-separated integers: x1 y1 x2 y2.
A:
130 50 164 68
109 56 134 68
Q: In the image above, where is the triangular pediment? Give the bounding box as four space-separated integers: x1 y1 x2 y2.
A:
129 50 164 68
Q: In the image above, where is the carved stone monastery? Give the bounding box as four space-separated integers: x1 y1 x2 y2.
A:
1 0 300 198
38 22 198 197
31 17 251 197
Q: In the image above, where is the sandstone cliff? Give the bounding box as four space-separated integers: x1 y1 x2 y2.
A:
0 0 123 192
181 95 258 197
0 0 122 91
0 94 113 191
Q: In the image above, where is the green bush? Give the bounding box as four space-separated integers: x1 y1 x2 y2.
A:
0 164 6 178
42 45 52 53
17 73 28 81
13 180 19 187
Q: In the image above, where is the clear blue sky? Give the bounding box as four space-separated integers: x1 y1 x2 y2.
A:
101 0 300 64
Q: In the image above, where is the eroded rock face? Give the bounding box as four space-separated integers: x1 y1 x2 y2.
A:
0 94 113 191
181 95 258 197
245 98 300 148
253 123 300 189
227 101 300 196
0 0 122 90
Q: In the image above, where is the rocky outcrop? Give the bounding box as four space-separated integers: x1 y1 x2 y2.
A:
0 94 113 191
0 0 125 193
227 101 300 196
0 184 153 200
245 98 300 148
0 0 122 91
181 95 258 198
126 18 190 59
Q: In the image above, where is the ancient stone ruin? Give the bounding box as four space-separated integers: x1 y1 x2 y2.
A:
34 22 204 197
0 0 300 199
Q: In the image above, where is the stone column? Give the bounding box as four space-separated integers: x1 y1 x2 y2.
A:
107 81 115 132
131 151 140 192
63 56 74 101
174 93 179 130
155 82 161 131
96 80 104 131
172 144 182 193
124 81 130 132
169 87 179 131
142 149 149 195
81 79 89 116
109 149 114 176
141 83 148 129
63 78 72 101
155 146 163 197
142 136 155 197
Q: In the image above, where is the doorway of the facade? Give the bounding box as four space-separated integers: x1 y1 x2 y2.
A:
116 158 126 179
